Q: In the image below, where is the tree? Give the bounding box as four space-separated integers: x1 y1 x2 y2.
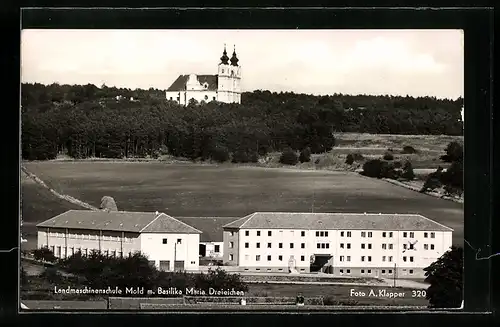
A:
402 145 418 154
299 147 311 163
440 141 463 163
279 148 299 165
402 160 415 180
420 167 444 193
383 152 394 161
100 196 118 211
361 159 386 178
345 153 354 165
33 247 56 262
440 160 463 195
424 246 463 308
41 266 63 284
211 146 230 163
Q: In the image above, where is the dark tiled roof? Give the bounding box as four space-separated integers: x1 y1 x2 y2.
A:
36 210 201 234
222 212 453 232
176 217 239 242
166 74 218 92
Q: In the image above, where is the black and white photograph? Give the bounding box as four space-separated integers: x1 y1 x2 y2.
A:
20 28 464 311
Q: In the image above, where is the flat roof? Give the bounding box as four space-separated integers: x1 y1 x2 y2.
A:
36 210 202 234
222 212 453 232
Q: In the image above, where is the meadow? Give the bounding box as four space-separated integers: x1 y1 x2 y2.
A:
22 160 464 246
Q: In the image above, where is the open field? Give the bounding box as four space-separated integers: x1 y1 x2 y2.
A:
22 162 463 246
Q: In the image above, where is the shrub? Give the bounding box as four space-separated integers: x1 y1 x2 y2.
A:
193 268 248 292
323 296 359 306
361 159 386 178
345 153 354 165
314 158 321 164
402 161 415 180
393 161 402 169
33 247 56 262
279 148 299 165
352 152 364 161
231 150 249 163
440 160 463 191
211 146 230 163
248 152 259 163
402 145 418 154
41 267 62 284
383 152 394 161
299 147 312 163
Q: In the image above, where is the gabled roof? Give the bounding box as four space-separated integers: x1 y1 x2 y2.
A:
222 212 453 232
36 210 201 234
176 217 239 242
166 74 218 92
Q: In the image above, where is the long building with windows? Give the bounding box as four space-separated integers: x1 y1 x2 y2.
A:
36 210 202 272
222 212 453 279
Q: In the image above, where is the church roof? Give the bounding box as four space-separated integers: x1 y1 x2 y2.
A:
166 75 218 92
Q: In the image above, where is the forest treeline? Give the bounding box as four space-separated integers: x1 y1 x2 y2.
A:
21 83 464 161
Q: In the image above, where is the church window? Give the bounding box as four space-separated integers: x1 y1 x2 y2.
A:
222 69 224 73
204 95 208 100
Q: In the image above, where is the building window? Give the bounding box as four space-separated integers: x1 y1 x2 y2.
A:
317 243 321 249
382 232 386 237
346 269 351 273
403 232 407 237
361 256 365 262
361 244 365 249
361 231 366 237
410 257 414 262
347 231 352 237
279 255 283 261
389 256 393 262
230 232 234 236
347 256 351 262
340 243 344 248
215 245 220 252
229 242 234 248
382 244 387 250
325 231 328 237
229 254 233 261
213 97 216 101
367 269 371 274
424 244 429 250
404 244 407 250
268 231 272 236
279 243 283 248
424 232 428 238
316 231 320 237
431 232 435 238
267 255 271 261
301 231 305 237
368 244 372 249
347 243 351 249
245 242 249 248
177 97 180 101
222 69 224 73
290 243 294 249
389 244 393 250
340 231 344 237
245 231 249 236
170 97 173 100
388 269 392 274
162 238 167 244
326 243 330 249
256 255 261 261
368 256 372 262
301 255 305 261
340 269 344 273
267 242 272 248
257 231 261 236
382 269 386 274
321 244 326 249
409 232 414 238
340 256 344 262
256 243 260 248
389 232 393 237
361 269 365 274
320 231 324 237
403 256 407 262
382 256 386 262
409 269 414 274
368 232 372 237
431 244 435 250
301 243 305 249
177 239 182 244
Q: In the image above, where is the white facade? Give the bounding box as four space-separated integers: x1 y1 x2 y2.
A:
37 228 200 271
200 241 223 258
223 213 454 279
165 45 241 105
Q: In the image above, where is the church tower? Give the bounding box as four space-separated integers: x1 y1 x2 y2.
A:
217 44 241 104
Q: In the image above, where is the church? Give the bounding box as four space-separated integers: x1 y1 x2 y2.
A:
165 45 242 105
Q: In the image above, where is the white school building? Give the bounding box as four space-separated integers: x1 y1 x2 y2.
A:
222 212 453 279
36 210 202 272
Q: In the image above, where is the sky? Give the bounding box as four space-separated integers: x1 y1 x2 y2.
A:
21 29 464 99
